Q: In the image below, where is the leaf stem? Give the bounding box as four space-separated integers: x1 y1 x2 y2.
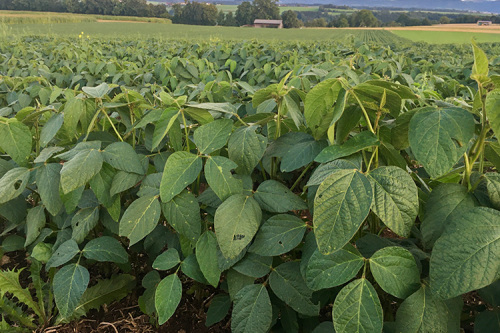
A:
180 109 190 152
101 109 123 142
351 91 375 134
290 162 313 192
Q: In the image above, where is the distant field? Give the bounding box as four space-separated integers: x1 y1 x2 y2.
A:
216 5 319 13
391 30 500 43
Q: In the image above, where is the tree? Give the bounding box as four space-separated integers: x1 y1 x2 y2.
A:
225 11 238 27
236 1 253 26
338 17 349 27
281 10 302 29
172 1 218 26
217 10 226 26
350 9 379 27
440 16 451 24
252 0 280 20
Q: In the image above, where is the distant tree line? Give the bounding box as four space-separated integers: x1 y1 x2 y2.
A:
0 0 170 18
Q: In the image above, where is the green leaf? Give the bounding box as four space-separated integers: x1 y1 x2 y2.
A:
205 294 231 327
270 261 319 317
395 285 450 333
193 118 233 154
103 142 144 174
430 207 500 299
249 214 306 256
332 278 383 333
73 274 135 319
152 108 178 150
307 159 358 187
162 190 201 243
392 109 418 150
420 184 477 249
370 246 420 299
314 169 373 254
60 148 103 194
160 152 202 202
0 268 44 320
0 167 30 205
82 236 128 264
89 163 115 207
475 309 500 333
153 248 180 271
253 180 307 213
40 113 64 147
228 126 268 175
54 263 90 319
232 253 272 278
214 194 262 259
280 136 327 172
0 118 32 166
305 244 364 291
315 131 379 163
110 171 142 196
119 196 161 246
471 40 489 79
196 231 221 287
367 166 418 237
205 156 243 201
304 79 344 140
486 90 500 139
82 83 109 98
71 207 100 244
46 239 80 269
36 163 63 216
25 206 46 247
485 173 500 210
180 254 208 284
408 107 474 178
155 274 182 325
231 284 272 333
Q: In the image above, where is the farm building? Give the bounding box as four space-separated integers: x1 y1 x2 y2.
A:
477 21 492 26
253 19 283 29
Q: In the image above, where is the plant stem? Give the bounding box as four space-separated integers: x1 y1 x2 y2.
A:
290 162 313 192
352 91 375 134
180 109 190 152
101 109 123 142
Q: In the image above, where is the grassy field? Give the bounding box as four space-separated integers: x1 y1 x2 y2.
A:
391 30 500 43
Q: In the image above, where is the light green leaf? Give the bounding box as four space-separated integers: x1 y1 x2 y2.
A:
82 83 109 98
0 268 44 320
228 126 267 175
40 113 64 147
155 274 182 325
315 131 379 163
214 194 262 259
152 108 179 150
486 90 500 140
60 148 103 194
25 206 46 247
119 196 161 246
162 190 201 243
160 152 202 202
430 207 500 299
370 246 420 299
314 169 373 254
196 231 221 287
408 107 474 178
368 166 418 237
307 159 358 187
103 142 144 174
153 248 180 271
305 244 364 291
205 156 243 201
193 118 233 154
0 118 32 166
270 261 319 317
304 79 343 140
231 284 272 333
0 167 30 205
471 40 489 79
82 236 128 264
253 180 307 213
420 184 477 249
395 285 450 333
46 240 80 270
110 171 142 196
332 278 383 333
71 207 100 244
248 214 306 256
54 264 89 319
